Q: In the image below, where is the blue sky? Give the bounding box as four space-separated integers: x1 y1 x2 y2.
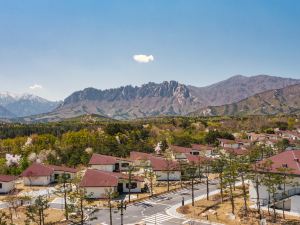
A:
0 0 300 100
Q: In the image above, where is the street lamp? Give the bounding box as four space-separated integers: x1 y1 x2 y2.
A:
117 200 127 225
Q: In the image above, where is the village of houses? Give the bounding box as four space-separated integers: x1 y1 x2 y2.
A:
1 128 300 224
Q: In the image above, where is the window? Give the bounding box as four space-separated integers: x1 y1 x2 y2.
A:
126 182 137 189
192 152 199 155
0 183 2 189
121 163 129 168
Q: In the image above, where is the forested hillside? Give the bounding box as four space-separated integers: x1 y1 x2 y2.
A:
0 115 298 175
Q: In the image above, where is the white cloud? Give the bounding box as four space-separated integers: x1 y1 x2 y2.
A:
133 54 154 63
29 84 43 90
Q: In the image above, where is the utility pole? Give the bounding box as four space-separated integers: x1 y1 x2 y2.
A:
118 200 127 225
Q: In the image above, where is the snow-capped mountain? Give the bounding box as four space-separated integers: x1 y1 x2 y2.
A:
0 92 60 118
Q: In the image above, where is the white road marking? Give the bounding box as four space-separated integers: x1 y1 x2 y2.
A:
142 213 174 224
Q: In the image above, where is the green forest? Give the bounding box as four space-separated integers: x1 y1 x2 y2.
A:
0 115 298 175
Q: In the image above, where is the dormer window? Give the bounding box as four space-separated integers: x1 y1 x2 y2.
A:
282 164 288 168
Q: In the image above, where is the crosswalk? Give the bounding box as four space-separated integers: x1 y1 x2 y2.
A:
142 213 174 224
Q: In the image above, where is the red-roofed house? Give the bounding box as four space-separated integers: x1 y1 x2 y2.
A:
0 175 17 193
218 138 240 149
80 169 145 198
88 153 131 172
185 154 210 165
149 156 181 181
21 163 77 186
170 145 202 160
249 150 300 214
220 147 249 157
247 133 267 142
130 151 152 168
191 144 216 158
280 131 300 141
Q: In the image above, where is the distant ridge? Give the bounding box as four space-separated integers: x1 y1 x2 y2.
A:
190 83 300 116
17 74 300 121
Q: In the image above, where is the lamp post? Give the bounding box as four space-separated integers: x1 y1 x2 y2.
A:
118 200 127 225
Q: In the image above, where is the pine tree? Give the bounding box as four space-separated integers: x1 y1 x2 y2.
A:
277 166 294 219
54 173 73 221
184 164 197 206
223 153 238 215
236 153 250 215
69 176 99 225
211 154 226 203
25 196 49 225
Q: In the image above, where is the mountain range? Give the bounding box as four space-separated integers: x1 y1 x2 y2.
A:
0 92 60 118
190 83 300 117
13 74 300 122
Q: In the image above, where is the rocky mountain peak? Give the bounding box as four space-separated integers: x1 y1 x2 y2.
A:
6 75 300 121
62 81 190 106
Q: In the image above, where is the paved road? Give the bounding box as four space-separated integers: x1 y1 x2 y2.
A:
90 181 218 225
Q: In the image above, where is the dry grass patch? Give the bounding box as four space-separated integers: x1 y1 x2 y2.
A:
1 207 66 225
177 187 300 225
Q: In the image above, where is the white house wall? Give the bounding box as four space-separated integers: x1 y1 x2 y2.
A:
291 195 300 213
23 176 51 186
84 187 117 199
174 153 186 160
0 181 15 193
90 165 115 172
156 171 181 181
